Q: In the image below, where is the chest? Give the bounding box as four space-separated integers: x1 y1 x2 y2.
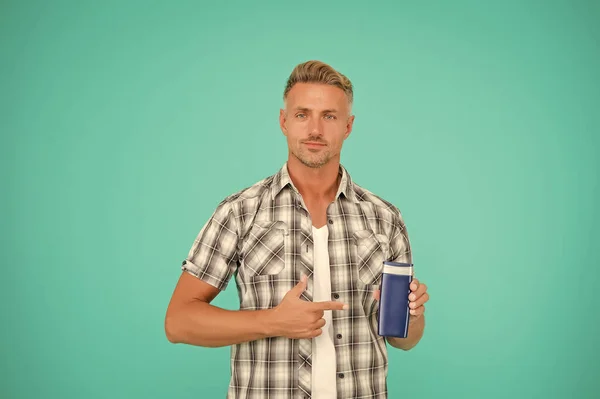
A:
236 199 394 307
304 199 330 229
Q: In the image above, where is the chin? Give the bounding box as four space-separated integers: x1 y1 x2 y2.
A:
291 148 330 168
302 157 330 169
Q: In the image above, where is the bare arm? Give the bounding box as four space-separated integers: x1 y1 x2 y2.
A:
164 272 275 347
386 315 425 351
164 273 347 347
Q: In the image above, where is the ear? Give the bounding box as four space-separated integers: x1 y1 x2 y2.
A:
344 115 355 140
279 109 288 136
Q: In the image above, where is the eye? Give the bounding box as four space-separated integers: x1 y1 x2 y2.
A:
296 113 306 119
324 114 336 120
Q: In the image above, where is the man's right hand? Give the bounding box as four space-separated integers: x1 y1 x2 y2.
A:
267 275 349 339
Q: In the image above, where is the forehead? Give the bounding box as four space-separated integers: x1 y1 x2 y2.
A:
285 83 349 110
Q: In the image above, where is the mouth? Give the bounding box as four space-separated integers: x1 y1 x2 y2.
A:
302 141 327 149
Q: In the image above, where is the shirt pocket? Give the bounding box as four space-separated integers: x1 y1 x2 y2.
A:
242 220 288 279
352 229 390 286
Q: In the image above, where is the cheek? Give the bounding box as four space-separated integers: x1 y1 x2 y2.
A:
284 128 302 144
288 124 307 138
328 129 346 147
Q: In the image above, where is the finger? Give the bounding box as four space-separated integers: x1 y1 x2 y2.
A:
310 328 323 338
372 289 381 301
312 318 326 329
293 329 322 339
311 310 324 320
409 292 429 309
410 305 425 317
410 278 420 292
288 274 308 298
409 283 427 301
311 300 349 311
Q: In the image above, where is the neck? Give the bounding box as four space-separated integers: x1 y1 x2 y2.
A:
286 155 341 201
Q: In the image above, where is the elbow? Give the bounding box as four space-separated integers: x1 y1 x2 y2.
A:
165 328 179 344
164 312 181 344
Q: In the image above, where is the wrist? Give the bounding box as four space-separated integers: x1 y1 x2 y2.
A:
258 307 280 338
408 313 424 327
406 314 425 337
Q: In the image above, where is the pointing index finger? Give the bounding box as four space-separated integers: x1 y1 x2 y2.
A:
311 300 349 311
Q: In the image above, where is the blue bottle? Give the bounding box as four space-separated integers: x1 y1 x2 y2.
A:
377 261 414 338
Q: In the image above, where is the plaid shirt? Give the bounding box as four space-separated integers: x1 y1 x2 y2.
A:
182 163 412 399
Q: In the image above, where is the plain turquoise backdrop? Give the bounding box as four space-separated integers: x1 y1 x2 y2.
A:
2 1 599 398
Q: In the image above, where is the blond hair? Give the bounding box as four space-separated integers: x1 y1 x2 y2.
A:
283 60 353 104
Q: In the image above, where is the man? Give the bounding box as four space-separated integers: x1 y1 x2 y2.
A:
165 60 430 399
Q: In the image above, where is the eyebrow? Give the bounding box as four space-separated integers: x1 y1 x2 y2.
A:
294 107 339 113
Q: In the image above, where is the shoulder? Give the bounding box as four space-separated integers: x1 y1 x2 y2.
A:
210 172 277 219
218 176 273 205
352 181 405 224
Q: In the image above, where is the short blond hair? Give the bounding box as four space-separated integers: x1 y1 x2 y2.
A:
283 60 353 104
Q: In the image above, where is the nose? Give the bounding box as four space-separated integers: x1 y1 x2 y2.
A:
308 117 323 136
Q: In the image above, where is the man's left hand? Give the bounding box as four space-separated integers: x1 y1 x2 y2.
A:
373 278 429 319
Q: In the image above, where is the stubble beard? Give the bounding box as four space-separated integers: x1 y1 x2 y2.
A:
291 145 332 169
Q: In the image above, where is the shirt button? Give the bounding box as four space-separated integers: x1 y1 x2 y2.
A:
333 293 339 299
336 334 342 339
338 373 344 379
328 219 333 224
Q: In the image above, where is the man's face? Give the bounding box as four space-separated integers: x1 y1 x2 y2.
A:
279 83 354 169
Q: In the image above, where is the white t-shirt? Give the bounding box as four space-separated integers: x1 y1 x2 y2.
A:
311 225 337 399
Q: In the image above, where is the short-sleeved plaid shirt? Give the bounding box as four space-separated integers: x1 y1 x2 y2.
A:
182 163 412 399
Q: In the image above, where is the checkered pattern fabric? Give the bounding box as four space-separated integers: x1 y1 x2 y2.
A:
182 163 412 399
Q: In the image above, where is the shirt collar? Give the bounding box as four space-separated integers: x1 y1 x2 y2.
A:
270 162 359 203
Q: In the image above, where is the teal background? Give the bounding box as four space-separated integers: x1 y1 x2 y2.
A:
2 0 599 398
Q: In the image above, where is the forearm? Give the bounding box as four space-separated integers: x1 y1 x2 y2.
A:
166 300 275 347
386 315 425 350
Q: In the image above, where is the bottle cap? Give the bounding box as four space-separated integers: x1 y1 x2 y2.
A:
383 261 413 276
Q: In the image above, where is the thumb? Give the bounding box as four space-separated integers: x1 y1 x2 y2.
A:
288 274 308 298
372 289 381 301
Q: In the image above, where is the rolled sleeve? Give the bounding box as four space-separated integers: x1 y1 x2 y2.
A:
181 202 239 291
